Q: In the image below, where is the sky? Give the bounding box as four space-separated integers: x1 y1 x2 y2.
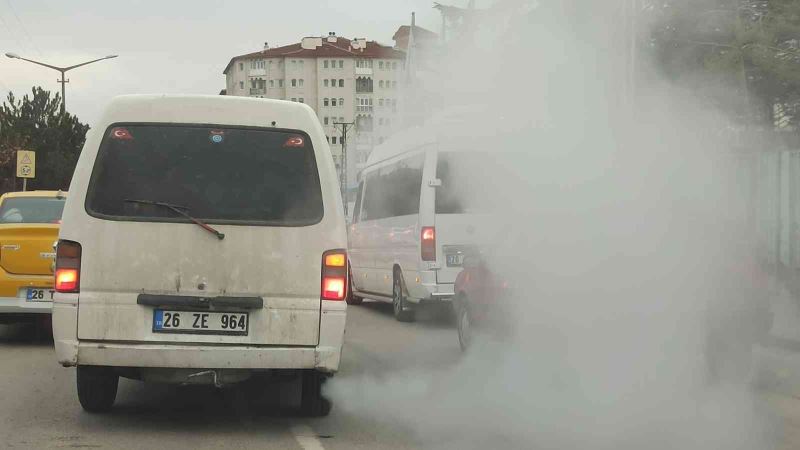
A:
0 0 459 125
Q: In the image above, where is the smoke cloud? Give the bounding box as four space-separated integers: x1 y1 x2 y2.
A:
329 1 778 448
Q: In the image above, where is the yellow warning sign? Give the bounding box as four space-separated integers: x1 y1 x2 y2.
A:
16 150 35 179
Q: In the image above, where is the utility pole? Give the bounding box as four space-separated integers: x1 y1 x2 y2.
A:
333 121 355 217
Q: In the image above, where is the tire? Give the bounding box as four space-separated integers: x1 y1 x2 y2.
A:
456 298 472 351
346 271 363 305
76 366 119 413
300 370 331 417
392 269 416 323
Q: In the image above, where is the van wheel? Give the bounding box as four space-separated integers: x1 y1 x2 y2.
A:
300 370 331 417
392 270 416 323
76 366 119 413
346 272 363 305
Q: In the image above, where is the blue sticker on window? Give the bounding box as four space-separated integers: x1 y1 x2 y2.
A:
210 134 224 144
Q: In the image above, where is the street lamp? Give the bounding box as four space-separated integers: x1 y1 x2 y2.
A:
5 53 118 115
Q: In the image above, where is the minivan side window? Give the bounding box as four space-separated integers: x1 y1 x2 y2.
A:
361 154 424 221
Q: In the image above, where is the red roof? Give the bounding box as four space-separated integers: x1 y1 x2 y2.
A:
223 37 406 74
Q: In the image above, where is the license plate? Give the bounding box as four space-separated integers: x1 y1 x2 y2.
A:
153 310 249 336
26 288 54 302
446 254 464 267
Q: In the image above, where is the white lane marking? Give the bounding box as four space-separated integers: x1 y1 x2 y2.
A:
291 424 326 450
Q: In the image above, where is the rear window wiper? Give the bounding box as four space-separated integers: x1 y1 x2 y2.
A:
124 199 225 240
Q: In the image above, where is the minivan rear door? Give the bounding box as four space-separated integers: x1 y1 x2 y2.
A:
433 151 498 284
77 124 326 346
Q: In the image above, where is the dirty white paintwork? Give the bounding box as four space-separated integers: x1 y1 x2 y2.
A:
53 94 347 373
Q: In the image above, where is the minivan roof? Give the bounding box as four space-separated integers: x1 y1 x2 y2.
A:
95 95 320 131
364 106 509 168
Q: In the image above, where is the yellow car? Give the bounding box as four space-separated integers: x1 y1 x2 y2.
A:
0 190 66 322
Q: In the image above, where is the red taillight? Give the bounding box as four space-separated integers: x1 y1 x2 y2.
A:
421 226 436 261
321 249 347 301
55 240 81 293
322 277 345 300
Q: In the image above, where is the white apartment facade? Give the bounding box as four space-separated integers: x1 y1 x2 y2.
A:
223 33 406 190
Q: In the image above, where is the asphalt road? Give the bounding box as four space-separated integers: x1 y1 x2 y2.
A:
0 302 459 450
1 302 799 450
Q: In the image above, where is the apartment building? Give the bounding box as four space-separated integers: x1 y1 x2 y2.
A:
222 33 406 188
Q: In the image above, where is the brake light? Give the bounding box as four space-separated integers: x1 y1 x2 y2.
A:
421 226 436 261
321 249 347 301
55 240 81 293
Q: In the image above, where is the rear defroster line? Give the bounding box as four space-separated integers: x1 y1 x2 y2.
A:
123 199 225 240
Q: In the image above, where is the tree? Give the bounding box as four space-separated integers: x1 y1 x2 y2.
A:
0 87 89 194
647 0 800 131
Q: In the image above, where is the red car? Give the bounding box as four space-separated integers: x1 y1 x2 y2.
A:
452 253 510 351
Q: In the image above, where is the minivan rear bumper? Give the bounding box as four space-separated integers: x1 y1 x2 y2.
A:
70 342 341 372
53 300 346 373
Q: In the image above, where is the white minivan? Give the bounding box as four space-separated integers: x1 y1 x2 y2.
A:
53 95 348 416
348 121 496 322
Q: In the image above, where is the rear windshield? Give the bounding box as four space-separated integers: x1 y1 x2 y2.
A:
86 124 324 225
436 152 498 214
0 197 65 224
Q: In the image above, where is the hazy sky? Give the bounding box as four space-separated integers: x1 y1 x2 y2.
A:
0 0 461 125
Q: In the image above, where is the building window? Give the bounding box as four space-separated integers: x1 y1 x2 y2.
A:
291 60 296 67
239 81 244 89
239 62 244 71
339 116 344 122
332 137 338 145
339 60 344 68
299 79 304 87
291 79 297 87
269 80 274 88
324 98 329 107
339 97 344 107
324 60 329 69
324 117 329 125
299 98 304 103
324 79 328 87
379 61 384 70
339 79 344 88
379 80 384 89
291 98 297 102
279 79 284 87
278 60 283 67
331 98 337 107
379 99 384 107
299 60 304 68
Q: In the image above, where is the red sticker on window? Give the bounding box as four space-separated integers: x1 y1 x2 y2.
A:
284 136 305 148
110 127 133 140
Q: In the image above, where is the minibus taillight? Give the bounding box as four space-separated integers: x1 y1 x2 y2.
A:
421 227 436 261
321 249 347 301
55 240 81 293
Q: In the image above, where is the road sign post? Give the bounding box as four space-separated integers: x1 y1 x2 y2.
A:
16 150 35 191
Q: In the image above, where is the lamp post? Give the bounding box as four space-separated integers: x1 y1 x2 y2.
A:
4 53 118 115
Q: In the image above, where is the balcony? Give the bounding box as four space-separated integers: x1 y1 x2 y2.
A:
356 105 374 113
249 68 267 77
250 88 266 95
355 67 373 76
